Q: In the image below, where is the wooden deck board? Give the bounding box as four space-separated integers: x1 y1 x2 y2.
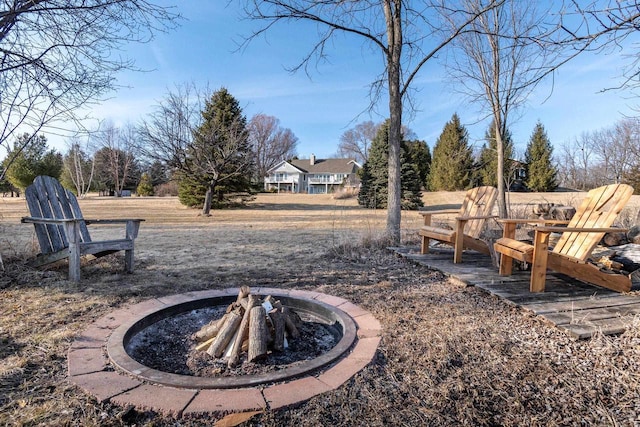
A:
392 245 640 339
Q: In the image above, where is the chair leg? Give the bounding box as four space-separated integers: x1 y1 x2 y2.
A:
65 222 82 282
530 230 551 292
498 253 513 276
453 232 463 264
124 249 134 273
421 236 430 254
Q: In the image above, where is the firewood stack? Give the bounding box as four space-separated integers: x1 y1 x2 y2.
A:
193 286 302 367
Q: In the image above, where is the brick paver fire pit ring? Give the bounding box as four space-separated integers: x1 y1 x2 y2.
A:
67 288 381 417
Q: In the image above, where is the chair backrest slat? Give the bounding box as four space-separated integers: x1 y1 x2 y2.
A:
553 183 633 260
459 186 498 239
25 176 92 254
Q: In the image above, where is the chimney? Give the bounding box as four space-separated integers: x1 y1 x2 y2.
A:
310 153 315 166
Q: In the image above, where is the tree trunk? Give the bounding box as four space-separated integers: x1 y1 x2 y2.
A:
384 0 403 245
202 185 214 216
495 120 507 218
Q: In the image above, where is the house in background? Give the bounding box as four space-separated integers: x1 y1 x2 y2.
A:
264 154 361 194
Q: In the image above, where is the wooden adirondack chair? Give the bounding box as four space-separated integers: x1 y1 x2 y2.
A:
419 186 498 263
494 183 634 293
21 175 144 282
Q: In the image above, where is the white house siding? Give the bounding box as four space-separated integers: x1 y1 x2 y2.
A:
264 158 361 194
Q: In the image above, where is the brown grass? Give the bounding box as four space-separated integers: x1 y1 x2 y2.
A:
1 191 640 426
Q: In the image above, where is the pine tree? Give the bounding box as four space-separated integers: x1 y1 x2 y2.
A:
429 114 474 191
524 121 558 192
400 150 424 209
622 164 640 195
3 133 63 190
136 172 154 196
405 140 431 189
178 88 254 214
357 120 423 209
478 122 514 187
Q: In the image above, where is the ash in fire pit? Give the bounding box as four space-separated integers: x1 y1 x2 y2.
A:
125 287 341 377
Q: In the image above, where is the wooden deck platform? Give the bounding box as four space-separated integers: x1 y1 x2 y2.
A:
392 245 640 339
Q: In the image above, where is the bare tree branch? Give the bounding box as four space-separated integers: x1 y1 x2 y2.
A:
0 0 180 172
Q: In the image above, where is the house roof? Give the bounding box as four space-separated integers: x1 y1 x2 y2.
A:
288 158 360 174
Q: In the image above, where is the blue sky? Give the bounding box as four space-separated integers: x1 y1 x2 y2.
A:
58 2 639 160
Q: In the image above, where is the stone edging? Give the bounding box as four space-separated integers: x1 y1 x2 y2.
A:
67 288 382 417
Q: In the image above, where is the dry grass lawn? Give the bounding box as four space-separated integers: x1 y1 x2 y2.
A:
1 191 640 426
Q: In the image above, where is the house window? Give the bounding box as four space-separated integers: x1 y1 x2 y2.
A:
276 173 287 181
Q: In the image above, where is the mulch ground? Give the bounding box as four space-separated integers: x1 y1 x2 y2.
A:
2 241 640 426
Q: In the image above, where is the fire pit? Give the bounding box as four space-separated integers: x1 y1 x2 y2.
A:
68 288 381 415
108 288 357 388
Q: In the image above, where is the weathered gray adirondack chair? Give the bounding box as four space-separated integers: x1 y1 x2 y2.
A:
22 175 144 281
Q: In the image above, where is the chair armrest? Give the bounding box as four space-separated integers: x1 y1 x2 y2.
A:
419 209 460 217
21 216 79 224
497 218 570 225
84 219 145 225
498 218 571 240
535 226 628 234
456 215 497 221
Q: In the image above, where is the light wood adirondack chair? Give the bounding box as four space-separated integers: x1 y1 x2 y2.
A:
21 175 144 282
418 186 498 263
494 183 634 293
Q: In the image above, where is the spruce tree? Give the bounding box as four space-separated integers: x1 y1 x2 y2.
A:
136 172 154 196
179 88 254 214
405 140 431 189
3 134 63 191
478 122 514 187
429 114 473 191
357 120 423 209
623 164 640 195
400 149 424 210
524 121 558 192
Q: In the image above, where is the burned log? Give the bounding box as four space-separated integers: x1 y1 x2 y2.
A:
248 305 268 362
228 294 259 368
268 308 286 352
207 309 242 358
194 287 302 364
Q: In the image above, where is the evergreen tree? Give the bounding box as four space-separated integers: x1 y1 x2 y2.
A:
3 134 63 190
623 164 640 195
429 114 474 191
478 122 514 187
178 88 254 214
357 120 423 209
400 150 424 210
356 162 376 208
405 140 431 189
136 172 154 196
148 160 169 186
524 122 558 192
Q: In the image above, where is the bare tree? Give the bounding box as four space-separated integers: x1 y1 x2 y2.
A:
137 85 254 215
338 121 379 164
136 84 202 171
248 114 299 181
558 2 640 93
443 1 565 217
62 137 95 198
0 1 179 178
242 0 504 243
582 119 640 185
558 133 600 190
93 122 137 196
